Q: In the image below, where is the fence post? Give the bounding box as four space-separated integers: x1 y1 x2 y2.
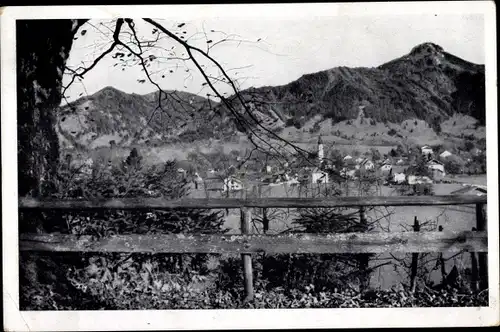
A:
410 216 420 292
358 206 369 290
476 203 488 291
438 225 447 284
240 207 254 302
470 227 479 292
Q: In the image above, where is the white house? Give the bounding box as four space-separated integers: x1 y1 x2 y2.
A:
408 175 433 185
360 159 375 170
343 155 353 161
380 164 393 174
427 159 446 179
393 173 406 184
421 146 433 156
439 150 453 159
223 176 243 192
340 168 356 179
311 168 329 184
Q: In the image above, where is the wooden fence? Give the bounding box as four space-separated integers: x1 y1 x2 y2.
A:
19 195 488 301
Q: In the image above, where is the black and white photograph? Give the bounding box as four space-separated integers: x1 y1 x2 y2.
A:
2 2 499 330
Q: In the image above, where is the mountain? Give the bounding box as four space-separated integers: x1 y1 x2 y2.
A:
56 86 232 150
227 42 485 128
57 42 485 152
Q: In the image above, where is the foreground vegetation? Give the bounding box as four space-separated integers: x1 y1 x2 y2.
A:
19 151 488 310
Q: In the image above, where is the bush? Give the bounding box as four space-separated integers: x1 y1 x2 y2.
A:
20 158 227 310
388 128 397 136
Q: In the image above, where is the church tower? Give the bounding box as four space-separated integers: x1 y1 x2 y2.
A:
318 135 324 165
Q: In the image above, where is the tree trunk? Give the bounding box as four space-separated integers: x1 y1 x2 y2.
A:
17 19 85 198
17 19 90 310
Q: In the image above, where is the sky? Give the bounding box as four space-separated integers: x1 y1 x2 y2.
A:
62 13 485 104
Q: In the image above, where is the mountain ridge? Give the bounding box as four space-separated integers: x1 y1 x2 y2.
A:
57 42 485 152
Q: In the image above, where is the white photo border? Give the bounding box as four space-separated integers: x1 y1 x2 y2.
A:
2 2 498 330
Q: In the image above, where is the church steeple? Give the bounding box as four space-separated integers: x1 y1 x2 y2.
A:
317 135 324 164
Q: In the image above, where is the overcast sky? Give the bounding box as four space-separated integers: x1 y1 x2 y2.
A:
62 13 484 103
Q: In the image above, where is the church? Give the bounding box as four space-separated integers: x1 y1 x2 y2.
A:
307 135 329 184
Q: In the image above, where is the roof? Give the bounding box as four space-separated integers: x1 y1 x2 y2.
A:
450 185 487 195
427 159 443 165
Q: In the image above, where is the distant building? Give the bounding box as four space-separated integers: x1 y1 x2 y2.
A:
317 135 324 164
408 175 433 185
380 164 393 174
393 173 406 184
340 168 356 179
450 184 487 196
343 155 353 161
223 176 243 192
421 146 433 156
427 159 446 179
439 150 453 159
360 159 375 170
311 168 329 184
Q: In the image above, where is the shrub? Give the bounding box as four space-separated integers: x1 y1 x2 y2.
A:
20 158 227 310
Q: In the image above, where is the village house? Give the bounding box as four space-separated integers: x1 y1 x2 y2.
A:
450 184 487 196
311 168 329 184
427 159 446 180
223 176 243 192
421 145 433 156
380 163 393 175
439 150 453 159
360 158 375 171
343 155 353 161
340 167 357 179
393 172 406 184
192 172 203 189
407 175 433 185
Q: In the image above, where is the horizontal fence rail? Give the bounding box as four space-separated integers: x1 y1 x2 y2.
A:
18 195 488 301
19 195 488 210
20 231 488 254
